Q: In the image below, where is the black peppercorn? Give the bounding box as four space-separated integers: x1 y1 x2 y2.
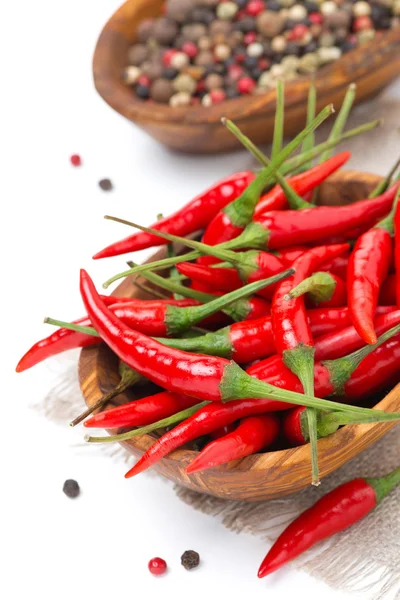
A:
267 1 281 12
243 56 258 70
226 88 240 99
189 7 214 26
304 1 319 13
233 17 256 34
136 84 150 99
181 550 200 570
98 178 113 192
63 479 80 498
234 0 248 9
162 67 179 80
284 42 301 57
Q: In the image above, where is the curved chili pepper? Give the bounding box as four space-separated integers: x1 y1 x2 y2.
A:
241 183 400 252
394 201 400 307
198 106 334 264
84 391 197 430
16 297 200 372
209 423 236 440
122 327 400 478
115 185 399 286
249 322 400 403
185 414 280 474
278 247 350 281
253 152 350 218
177 250 286 299
348 201 397 344
258 466 400 578
314 309 400 360
81 269 365 419
287 271 347 309
18 270 287 372
92 171 254 259
272 244 349 484
159 307 391 365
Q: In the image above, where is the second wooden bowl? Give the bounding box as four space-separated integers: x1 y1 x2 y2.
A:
93 0 400 153
79 170 400 501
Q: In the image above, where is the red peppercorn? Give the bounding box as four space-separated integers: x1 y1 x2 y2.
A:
244 31 257 45
162 49 178 67
246 0 265 17
288 24 308 41
237 76 256 94
309 12 323 25
148 557 167 576
228 63 244 80
258 58 270 71
353 16 373 32
210 89 226 103
70 154 82 167
191 96 201 105
182 41 198 59
234 50 246 64
138 74 151 87
196 79 206 93
236 9 247 20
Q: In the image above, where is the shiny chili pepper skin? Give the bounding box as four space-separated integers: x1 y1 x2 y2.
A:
379 274 397 305
253 152 350 218
15 297 201 372
185 414 280 474
178 251 286 299
84 391 197 429
257 469 400 578
348 227 393 344
394 201 400 307
278 247 350 281
251 184 399 250
272 245 349 358
124 398 294 478
93 171 254 259
80 269 233 401
201 154 350 259
314 309 400 361
160 307 384 365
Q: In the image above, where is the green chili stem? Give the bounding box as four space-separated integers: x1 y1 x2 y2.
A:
301 79 317 172
44 317 99 337
85 401 208 443
369 156 400 198
271 79 284 160
224 119 309 210
319 83 356 164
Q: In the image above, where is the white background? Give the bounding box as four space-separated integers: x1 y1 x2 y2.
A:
2 2 400 599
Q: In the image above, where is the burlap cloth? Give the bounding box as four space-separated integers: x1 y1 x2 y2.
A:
43 81 400 598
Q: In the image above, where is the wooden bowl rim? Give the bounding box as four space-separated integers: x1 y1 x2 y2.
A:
79 169 400 480
92 0 400 126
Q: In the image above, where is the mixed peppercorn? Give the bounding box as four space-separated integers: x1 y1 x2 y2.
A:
123 0 400 106
19 82 400 577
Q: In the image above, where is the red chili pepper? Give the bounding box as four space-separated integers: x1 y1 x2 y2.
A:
18 270 288 372
185 414 280 474
84 391 197 429
278 247 350 281
123 330 400 478
177 250 286 298
15 298 200 372
283 393 400 446
258 466 400 578
80 269 349 416
159 307 390 365
245 183 399 252
348 201 397 344
379 274 397 305
253 152 350 218
286 271 347 309
92 171 254 259
394 200 400 307
276 246 307 265
209 423 237 440
314 309 400 360
197 107 334 264
248 322 400 403
271 245 349 481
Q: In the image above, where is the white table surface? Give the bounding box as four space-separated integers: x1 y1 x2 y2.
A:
3 2 400 599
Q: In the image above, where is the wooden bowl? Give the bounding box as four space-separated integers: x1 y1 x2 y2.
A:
93 0 400 154
79 170 400 501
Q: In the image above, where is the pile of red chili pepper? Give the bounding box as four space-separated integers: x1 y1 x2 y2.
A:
17 82 400 577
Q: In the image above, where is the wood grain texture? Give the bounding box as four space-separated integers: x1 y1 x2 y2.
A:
79 170 400 501
92 0 400 153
